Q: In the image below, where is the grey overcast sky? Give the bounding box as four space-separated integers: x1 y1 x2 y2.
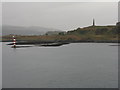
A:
2 2 118 31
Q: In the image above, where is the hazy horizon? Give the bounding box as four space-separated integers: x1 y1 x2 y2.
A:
2 2 118 31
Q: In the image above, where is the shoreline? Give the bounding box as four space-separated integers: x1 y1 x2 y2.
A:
2 40 119 47
2 40 119 42
5 40 119 45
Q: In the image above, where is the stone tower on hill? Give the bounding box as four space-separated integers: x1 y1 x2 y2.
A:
93 19 95 26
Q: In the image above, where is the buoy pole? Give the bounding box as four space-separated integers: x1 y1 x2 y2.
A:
13 35 16 48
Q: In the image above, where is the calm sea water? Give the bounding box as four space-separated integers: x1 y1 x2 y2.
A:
2 42 118 88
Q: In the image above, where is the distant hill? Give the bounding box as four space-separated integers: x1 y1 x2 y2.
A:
2 25 61 36
45 31 66 35
67 25 117 35
2 24 119 42
66 25 118 41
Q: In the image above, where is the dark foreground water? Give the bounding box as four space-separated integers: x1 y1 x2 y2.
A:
2 42 118 88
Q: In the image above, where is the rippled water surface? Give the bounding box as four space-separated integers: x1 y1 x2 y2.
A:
2 42 118 88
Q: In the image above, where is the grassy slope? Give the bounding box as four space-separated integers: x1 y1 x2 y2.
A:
67 25 118 41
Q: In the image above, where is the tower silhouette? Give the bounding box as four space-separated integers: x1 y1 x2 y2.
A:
93 19 95 26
